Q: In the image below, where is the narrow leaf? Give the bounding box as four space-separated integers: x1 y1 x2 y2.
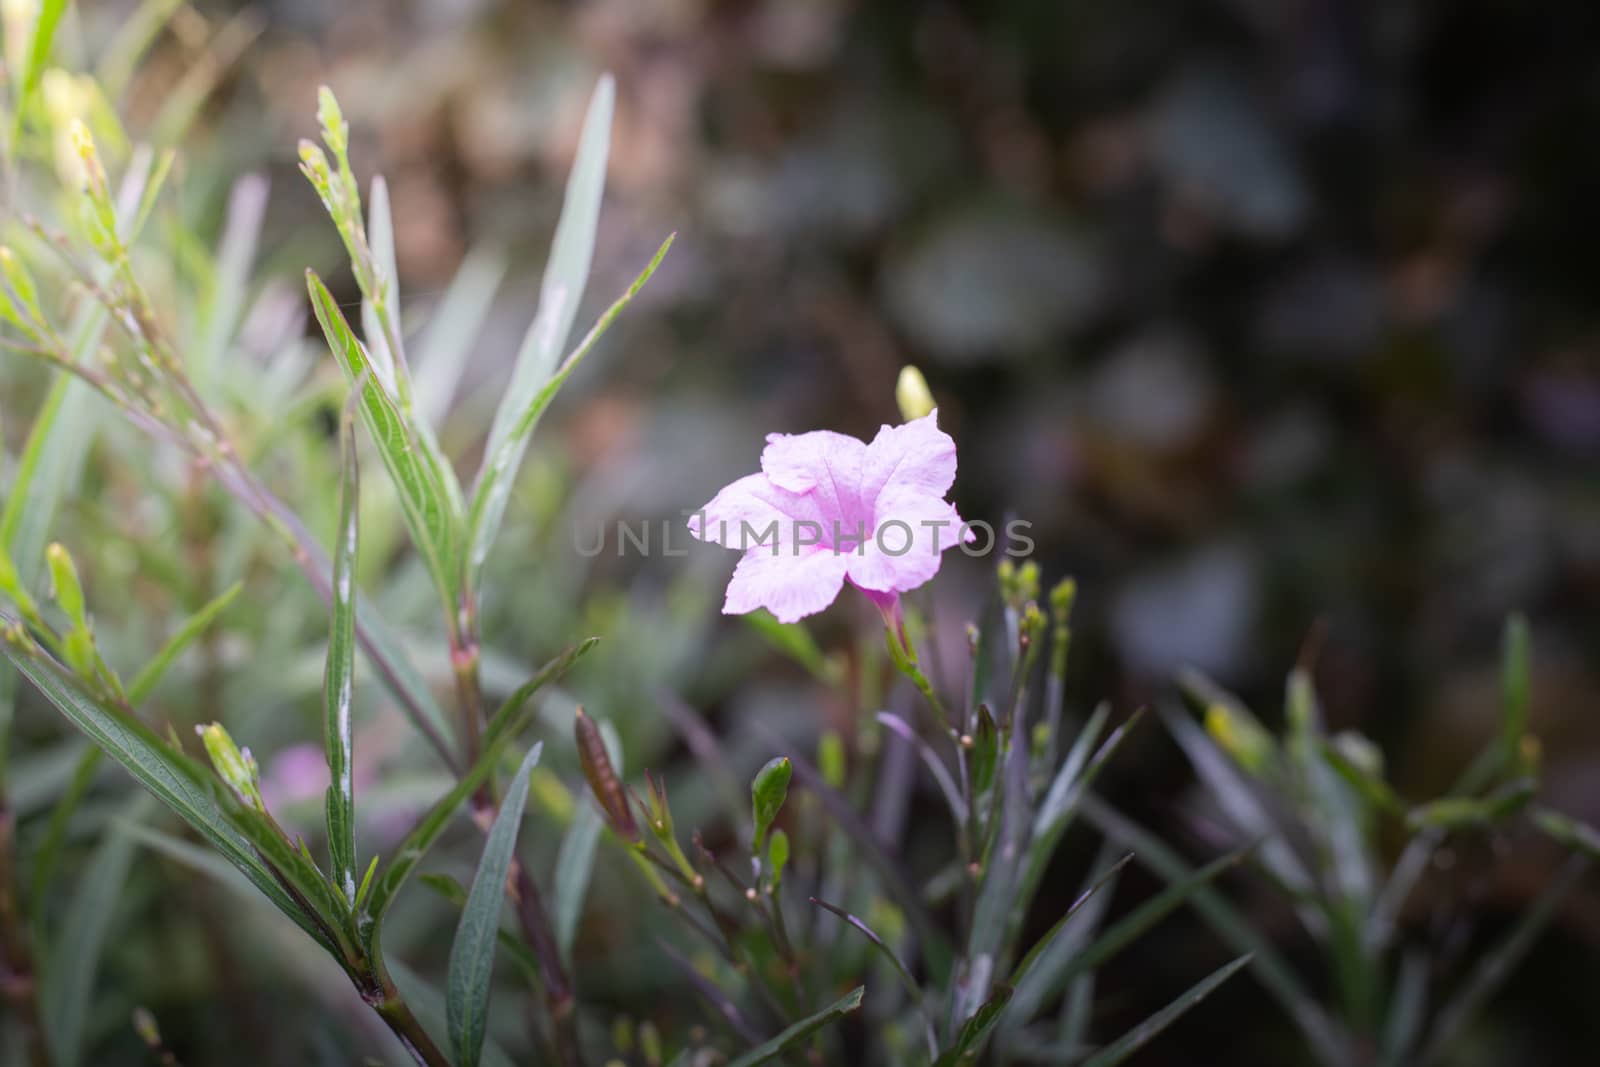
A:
1077 954 1253 1067
933 987 1014 1067
0 642 335 952
364 638 598 921
307 270 461 612
877 712 966 824
447 742 542 1067
553 802 603 965
324 403 360 903
467 234 673 580
43 797 149 1067
727 986 865 1067
484 76 613 466
127 582 243 703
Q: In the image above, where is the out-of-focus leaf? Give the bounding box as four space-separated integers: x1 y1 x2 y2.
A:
482 76 612 479
1077 954 1252 1067
1500 613 1531 765
970 705 999 798
744 610 838 682
772 737 950 977
1377 951 1429 1067
196 174 269 392
1160 703 1314 896
1013 707 1143 932
0 643 334 952
43 796 150 1067
1533 807 1600 858
467 233 673 582
1023 846 1248 1012
553 802 603 965
307 270 462 612
877 712 966 824
1081 794 1349 1067
1420 854 1587 1065
363 639 597 922
811 897 936 1056
417 247 507 430
1405 777 1534 831
1005 852 1132 1025
13 0 68 122
727 986 865 1067
127 582 242 703
324 406 360 904
1318 739 1403 816
447 742 541 1067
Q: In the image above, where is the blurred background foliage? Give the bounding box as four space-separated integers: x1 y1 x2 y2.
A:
4 0 1600 1064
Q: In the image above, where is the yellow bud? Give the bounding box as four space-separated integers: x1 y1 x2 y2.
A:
1204 703 1274 774
195 723 263 808
895 365 936 421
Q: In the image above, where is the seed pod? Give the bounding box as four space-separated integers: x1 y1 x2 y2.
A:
575 707 638 842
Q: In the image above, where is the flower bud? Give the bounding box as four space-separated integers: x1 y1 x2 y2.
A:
895 365 936 421
575 707 638 842
196 722 264 809
751 756 792 851
1204 702 1275 775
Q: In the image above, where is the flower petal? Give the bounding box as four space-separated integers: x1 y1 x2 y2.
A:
761 429 867 526
847 488 967 593
861 410 956 506
723 545 849 623
689 473 826 550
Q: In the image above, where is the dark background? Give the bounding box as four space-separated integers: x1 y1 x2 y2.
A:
98 0 1600 1062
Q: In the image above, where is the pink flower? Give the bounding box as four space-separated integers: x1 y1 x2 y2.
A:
689 411 970 623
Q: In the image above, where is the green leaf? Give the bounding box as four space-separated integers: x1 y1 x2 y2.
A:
1015 846 1250 1014
15 0 68 119
1500 612 1531 765
553 800 603 965
933 986 1013 1067
482 75 612 475
324 404 360 904
28 744 103 904
420 874 542 982
970 704 999 798
744 610 837 682
1081 794 1349 1066
43 796 151 1067
876 712 965 824
127 582 242 704
751 755 792 852
1077 954 1253 1067
416 247 507 430
363 639 598 922
727 986 865 1067
306 269 462 614
1318 738 1404 816
1005 852 1133 1024
811 897 936 1057
1009 706 1143 944
447 742 542 1067
0 642 335 952
1377 952 1429 1067
467 233 673 582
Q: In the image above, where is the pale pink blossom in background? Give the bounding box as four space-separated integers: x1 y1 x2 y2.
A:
688 410 970 623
